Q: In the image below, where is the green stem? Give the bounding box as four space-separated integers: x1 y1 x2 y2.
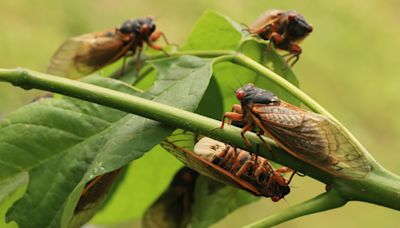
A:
149 50 235 60
1 68 400 211
0 68 330 183
244 190 347 228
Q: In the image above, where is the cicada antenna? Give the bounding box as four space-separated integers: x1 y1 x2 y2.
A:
282 197 290 205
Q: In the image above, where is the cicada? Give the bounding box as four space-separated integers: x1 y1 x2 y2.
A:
162 132 293 202
248 10 313 66
47 17 168 79
143 167 198 228
75 168 122 213
221 83 373 179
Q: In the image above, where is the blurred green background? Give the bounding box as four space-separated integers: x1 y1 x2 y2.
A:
0 0 399 227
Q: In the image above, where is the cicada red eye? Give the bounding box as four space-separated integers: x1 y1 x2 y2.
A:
271 196 281 202
236 89 245 101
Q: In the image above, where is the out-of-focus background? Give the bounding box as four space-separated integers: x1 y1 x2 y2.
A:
1 0 399 227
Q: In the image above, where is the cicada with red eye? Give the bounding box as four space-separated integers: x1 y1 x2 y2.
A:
47 17 169 79
248 10 313 66
162 132 293 202
221 83 373 179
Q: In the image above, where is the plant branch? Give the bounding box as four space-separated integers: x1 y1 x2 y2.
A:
0 68 330 184
1 68 400 211
244 189 347 228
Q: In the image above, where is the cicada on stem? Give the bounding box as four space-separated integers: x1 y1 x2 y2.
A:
161 131 294 202
222 83 373 179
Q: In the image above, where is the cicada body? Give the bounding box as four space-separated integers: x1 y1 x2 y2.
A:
142 167 198 228
222 83 373 179
47 17 168 79
162 132 292 202
249 10 313 66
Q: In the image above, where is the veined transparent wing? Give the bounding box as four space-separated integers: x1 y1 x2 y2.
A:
252 102 372 179
47 30 129 79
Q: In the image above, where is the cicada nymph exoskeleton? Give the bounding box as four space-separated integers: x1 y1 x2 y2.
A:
47 17 169 79
161 131 293 202
222 83 373 179
248 9 313 66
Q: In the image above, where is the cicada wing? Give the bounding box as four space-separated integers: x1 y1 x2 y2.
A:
253 104 372 179
249 9 282 34
47 30 129 79
161 132 261 196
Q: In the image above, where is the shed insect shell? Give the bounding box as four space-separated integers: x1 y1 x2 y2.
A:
249 9 313 66
47 17 168 79
222 83 373 179
162 134 292 201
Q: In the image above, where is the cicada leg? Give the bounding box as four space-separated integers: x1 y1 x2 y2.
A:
235 158 256 177
284 42 302 67
270 32 283 45
229 149 247 173
275 166 297 185
147 31 170 56
254 158 271 184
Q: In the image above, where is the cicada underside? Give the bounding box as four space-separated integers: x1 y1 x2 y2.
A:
161 131 293 201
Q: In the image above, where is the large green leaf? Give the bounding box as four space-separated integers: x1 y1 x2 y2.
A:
182 10 242 51
240 38 300 105
2 55 214 228
196 76 224 120
90 146 182 224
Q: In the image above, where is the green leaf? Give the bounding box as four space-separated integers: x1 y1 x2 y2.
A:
0 186 24 228
3 55 214 228
90 146 182 224
196 76 224 120
240 38 300 105
182 10 243 50
191 176 257 228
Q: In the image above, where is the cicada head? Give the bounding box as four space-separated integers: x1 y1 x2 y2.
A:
119 17 156 40
285 11 313 41
269 184 290 202
236 83 280 109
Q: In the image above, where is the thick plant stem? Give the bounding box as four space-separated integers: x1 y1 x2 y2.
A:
0 68 331 184
1 68 400 211
244 190 347 228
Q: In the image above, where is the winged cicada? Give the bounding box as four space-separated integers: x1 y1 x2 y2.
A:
221 83 373 179
162 131 293 202
47 17 169 79
248 10 313 66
